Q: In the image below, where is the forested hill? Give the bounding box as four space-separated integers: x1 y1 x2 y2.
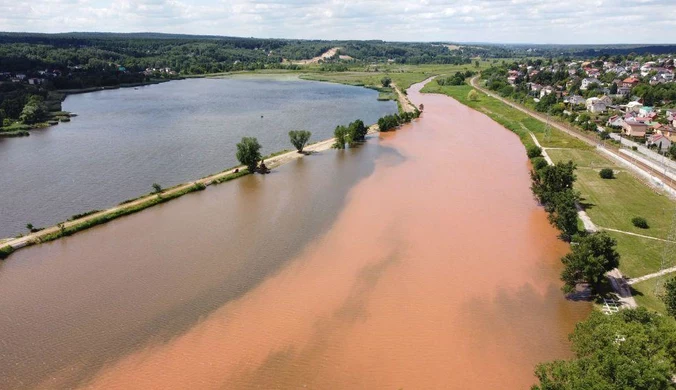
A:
0 32 479 76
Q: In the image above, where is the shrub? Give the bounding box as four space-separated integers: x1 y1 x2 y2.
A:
632 217 649 229
599 168 614 179
664 277 676 317
381 77 391 87
532 157 549 171
468 90 479 101
0 245 14 259
527 146 543 159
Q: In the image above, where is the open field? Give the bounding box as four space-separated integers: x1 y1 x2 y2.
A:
575 169 674 239
608 232 666 277
547 149 619 169
300 62 491 90
632 274 674 314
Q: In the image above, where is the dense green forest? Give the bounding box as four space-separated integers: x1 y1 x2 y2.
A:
2 32 676 133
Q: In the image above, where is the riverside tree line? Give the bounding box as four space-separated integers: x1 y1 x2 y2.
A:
526 146 676 388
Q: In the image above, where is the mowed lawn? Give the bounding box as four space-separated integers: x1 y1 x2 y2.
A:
574 169 674 239
607 231 666 277
632 274 676 315
547 148 618 169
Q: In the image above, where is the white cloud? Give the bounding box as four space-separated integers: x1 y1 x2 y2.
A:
0 0 673 43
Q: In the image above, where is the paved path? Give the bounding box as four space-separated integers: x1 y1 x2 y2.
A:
629 265 676 284
597 226 676 243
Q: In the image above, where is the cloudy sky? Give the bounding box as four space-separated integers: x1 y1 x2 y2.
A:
1 0 674 44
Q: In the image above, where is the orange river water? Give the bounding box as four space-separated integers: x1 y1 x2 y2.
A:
0 80 590 389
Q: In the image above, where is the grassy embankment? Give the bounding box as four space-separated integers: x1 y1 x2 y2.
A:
422 82 676 315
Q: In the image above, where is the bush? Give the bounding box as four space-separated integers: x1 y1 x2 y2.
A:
0 245 15 260
381 77 391 87
632 217 649 229
599 168 614 179
532 157 549 171
664 277 676 318
468 90 478 101
527 146 543 159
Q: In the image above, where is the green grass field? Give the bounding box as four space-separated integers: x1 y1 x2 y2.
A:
632 274 674 314
607 232 666 277
574 169 674 239
547 149 618 169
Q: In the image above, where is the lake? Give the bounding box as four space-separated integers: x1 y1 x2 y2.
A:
0 76 397 237
0 80 590 389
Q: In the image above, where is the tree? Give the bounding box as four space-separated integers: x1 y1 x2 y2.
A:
548 189 580 241
560 232 620 293
599 168 614 179
475 60 480 68
663 277 676 317
26 223 34 232
381 76 391 87
468 89 478 101
236 137 262 173
527 146 542 159
288 130 311 153
347 119 367 142
531 160 577 206
333 125 347 149
610 82 618 95
533 308 676 390
152 183 162 194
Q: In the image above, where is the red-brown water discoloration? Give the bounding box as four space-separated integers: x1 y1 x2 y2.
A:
67 81 590 389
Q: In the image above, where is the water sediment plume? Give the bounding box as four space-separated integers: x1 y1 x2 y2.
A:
1 80 590 389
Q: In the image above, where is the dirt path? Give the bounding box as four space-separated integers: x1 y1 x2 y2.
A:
597 226 676 243
1 127 379 255
628 265 676 284
391 83 416 113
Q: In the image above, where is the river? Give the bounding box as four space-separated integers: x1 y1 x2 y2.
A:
0 76 396 238
0 80 590 389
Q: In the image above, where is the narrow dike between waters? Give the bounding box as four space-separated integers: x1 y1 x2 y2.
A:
0 84 417 260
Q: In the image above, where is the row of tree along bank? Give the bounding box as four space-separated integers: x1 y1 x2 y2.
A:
507 90 676 388
0 109 422 260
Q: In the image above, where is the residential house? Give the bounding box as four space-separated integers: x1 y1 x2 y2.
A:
647 133 671 151
566 95 586 105
626 101 643 113
639 106 654 116
586 97 607 113
581 78 601 90
641 62 656 76
599 95 613 106
622 119 649 137
657 126 676 142
617 85 632 96
622 77 640 88
540 86 555 98
607 115 625 128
